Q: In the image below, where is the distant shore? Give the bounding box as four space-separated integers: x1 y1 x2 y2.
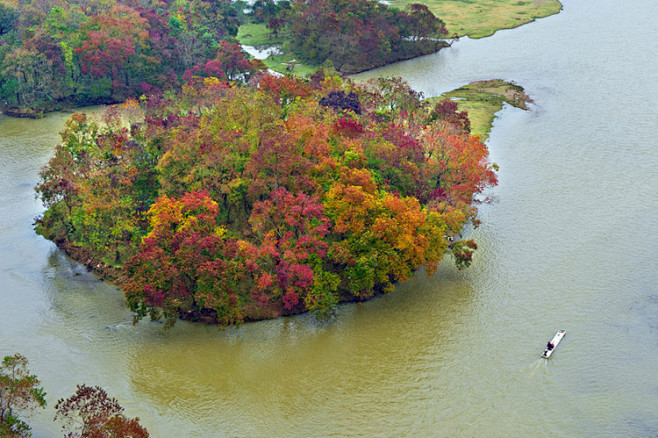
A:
389 0 563 39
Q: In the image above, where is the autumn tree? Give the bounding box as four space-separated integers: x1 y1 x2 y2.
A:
35 73 497 326
74 5 156 100
249 187 338 316
54 385 148 438
429 98 470 133
123 191 252 326
420 127 497 207
324 168 448 297
0 354 47 438
35 111 156 264
319 90 361 114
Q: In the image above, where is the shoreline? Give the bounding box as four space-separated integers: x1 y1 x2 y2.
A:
1 96 121 119
50 236 399 326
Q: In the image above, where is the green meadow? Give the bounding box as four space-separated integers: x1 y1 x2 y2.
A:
388 0 562 39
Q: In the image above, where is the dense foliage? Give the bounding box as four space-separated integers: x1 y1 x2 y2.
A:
262 0 449 73
0 0 261 112
36 71 497 327
0 354 47 437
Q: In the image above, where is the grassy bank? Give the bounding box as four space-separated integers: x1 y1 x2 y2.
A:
388 0 562 39
427 79 533 139
238 23 318 75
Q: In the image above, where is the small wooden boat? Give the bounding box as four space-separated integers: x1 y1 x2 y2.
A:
541 330 566 358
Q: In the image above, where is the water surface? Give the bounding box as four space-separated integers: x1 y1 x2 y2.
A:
1 0 657 435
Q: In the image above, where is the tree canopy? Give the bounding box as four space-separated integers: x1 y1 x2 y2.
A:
0 354 47 438
55 385 149 438
0 0 260 112
36 71 496 327
282 0 449 73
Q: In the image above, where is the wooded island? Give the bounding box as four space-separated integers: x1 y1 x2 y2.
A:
35 71 498 326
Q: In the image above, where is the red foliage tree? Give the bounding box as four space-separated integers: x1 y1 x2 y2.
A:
54 385 148 438
249 187 331 311
429 98 471 133
74 5 155 98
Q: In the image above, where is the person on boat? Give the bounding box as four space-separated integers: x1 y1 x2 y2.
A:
546 342 554 350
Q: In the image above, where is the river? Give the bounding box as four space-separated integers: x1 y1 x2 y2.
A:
1 0 657 436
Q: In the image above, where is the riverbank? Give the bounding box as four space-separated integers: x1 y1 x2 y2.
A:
1 96 121 119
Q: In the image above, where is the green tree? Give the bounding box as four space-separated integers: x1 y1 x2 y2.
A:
0 2 19 36
0 354 47 438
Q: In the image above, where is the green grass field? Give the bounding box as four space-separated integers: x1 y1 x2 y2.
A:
237 23 284 47
261 54 320 77
237 23 319 75
388 0 562 39
426 79 533 139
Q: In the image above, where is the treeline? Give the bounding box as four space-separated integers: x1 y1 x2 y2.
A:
35 71 496 327
0 0 261 114
1 353 148 437
252 0 450 73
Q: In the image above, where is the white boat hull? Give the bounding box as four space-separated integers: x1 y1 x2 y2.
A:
541 330 566 358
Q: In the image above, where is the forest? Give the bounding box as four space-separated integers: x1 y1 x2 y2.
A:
0 0 451 113
0 0 261 114
35 70 497 327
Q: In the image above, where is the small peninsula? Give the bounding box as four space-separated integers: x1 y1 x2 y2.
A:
428 79 534 139
238 0 563 75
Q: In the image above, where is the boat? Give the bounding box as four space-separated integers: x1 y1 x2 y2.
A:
541 330 566 358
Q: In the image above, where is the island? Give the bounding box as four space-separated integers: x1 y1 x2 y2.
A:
35 71 498 327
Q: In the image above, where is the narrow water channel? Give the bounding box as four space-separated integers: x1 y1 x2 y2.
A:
1 0 657 436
